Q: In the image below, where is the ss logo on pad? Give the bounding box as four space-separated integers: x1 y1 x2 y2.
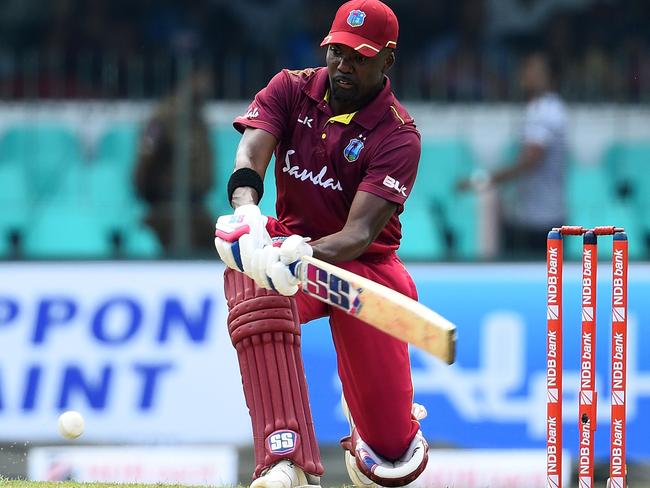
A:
267 430 299 454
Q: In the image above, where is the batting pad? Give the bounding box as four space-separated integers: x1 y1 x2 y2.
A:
224 269 323 478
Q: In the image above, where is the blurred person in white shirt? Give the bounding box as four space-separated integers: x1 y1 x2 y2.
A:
459 52 568 257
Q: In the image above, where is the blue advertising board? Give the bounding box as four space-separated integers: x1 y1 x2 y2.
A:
302 263 650 461
1 261 648 461
0 262 252 443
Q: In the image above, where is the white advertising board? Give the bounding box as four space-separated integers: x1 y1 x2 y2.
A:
28 446 238 485
0 262 250 443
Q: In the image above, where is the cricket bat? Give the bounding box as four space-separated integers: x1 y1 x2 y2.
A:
291 256 457 364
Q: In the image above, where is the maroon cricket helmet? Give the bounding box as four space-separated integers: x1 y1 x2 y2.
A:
320 0 399 58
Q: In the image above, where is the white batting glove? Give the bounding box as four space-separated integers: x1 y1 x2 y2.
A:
270 235 313 296
248 235 312 296
214 204 271 276
249 245 278 290
278 234 313 266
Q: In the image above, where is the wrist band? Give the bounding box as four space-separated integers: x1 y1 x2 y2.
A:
227 168 264 204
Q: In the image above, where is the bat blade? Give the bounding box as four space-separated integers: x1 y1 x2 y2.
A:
296 256 456 364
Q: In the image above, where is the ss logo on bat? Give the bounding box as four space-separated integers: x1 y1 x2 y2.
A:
305 264 352 311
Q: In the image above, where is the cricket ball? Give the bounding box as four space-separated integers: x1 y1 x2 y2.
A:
58 410 85 439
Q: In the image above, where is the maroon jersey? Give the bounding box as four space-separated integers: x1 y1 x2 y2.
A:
234 67 420 257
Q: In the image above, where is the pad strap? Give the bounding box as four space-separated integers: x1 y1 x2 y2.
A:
341 428 428 487
224 268 323 478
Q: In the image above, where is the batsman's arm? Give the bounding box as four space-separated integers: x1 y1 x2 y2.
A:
311 191 397 263
230 128 277 209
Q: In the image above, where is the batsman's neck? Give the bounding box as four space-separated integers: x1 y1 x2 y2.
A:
329 84 382 116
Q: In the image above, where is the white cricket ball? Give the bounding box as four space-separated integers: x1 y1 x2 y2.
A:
58 410 85 439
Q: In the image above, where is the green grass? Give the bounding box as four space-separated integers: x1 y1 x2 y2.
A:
0 480 354 488
0 482 245 488
4 481 650 488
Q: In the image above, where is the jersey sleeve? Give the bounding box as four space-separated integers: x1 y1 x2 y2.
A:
233 70 293 140
358 129 421 206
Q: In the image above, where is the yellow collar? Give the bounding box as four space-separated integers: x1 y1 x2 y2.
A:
323 90 357 125
327 112 357 125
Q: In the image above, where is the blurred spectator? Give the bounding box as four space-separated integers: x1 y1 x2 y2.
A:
541 12 583 100
420 0 510 100
134 67 214 254
0 0 648 101
621 35 650 102
458 53 568 257
485 0 575 41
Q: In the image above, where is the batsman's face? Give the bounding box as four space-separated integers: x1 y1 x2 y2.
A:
326 44 394 106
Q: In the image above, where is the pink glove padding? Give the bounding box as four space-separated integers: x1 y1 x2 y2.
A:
214 204 271 275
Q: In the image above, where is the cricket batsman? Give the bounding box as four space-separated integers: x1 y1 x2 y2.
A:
214 1 429 486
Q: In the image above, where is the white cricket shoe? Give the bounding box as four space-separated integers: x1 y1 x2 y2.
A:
341 396 428 488
250 459 320 488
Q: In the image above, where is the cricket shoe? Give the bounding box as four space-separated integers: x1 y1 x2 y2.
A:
341 396 428 487
250 459 321 488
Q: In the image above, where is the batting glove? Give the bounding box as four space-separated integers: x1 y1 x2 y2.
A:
249 235 312 296
214 204 271 276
